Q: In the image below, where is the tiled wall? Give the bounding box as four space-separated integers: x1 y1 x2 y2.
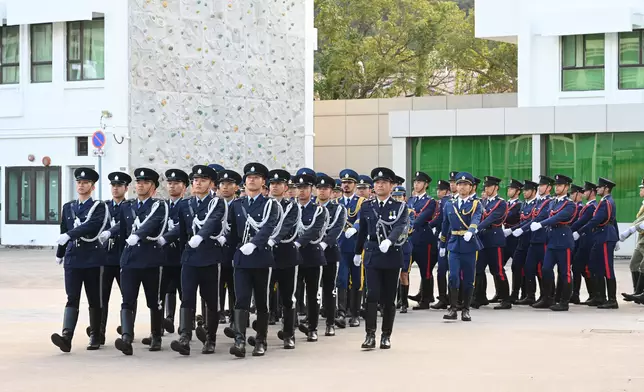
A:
313 94 518 176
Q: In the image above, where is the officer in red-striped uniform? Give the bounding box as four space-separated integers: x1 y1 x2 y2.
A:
502 179 523 303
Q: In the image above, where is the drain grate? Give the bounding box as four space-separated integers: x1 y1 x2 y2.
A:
587 329 643 334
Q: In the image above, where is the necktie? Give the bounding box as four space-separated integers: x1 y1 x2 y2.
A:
197 199 202 207
458 200 463 209
170 201 175 209
249 197 254 207
379 201 384 209
138 201 142 209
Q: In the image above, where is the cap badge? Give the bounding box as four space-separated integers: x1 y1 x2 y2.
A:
378 171 383 177
299 178 304 183
140 171 145 176
344 173 349 178
416 172 419 176
80 171 85 177
321 179 325 184
461 176 465 180
224 173 229 179
274 173 279 179
197 168 202 174
556 175 559 180
171 172 176 177
115 175 119 180
250 166 256 172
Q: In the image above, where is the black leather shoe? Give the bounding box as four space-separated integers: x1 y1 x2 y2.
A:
335 316 347 328
430 299 448 310
412 302 430 310
298 323 309 335
549 303 569 311
163 318 175 334
325 325 335 336
224 325 236 339
379 335 391 349
307 331 318 342
86 308 101 351
361 333 376 349
283 336 295 349
195 325 207 344
597 300 619 309
141 336 152 345
247 336 256 346
219 312 227 324
461 309 471 322
493 301 512 310
349 316 360 327
252 340 266 356
201 338 215 354
149 335 162 351
170 335 191 356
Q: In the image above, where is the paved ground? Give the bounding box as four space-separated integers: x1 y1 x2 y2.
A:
1 248 643 392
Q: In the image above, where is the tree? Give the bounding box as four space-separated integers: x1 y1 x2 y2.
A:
314 0 517 99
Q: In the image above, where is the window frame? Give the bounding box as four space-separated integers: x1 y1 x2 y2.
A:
30 23 53 83
561 34 606 91
66 18 105 82
0 24 20 85
618 30 644 90
5 166 62 225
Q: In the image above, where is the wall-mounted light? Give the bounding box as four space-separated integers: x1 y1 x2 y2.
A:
28 154 35 162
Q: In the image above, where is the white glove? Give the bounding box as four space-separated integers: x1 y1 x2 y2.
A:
125 234 140 246
294 241 302 249
267 239 276 247
503 228 512 237
188 235 203 248
615 242 621 252
345 228 357 238
432 227 437 235
353 254 362 266
56 233 71 246
512 228 523 237
530 222 542 232
157 237 167 246
620 228 634 242
439 248 446 257
99 231 111 244
379 239 392 253
639 222 644 231
217 236 227 246
240 243 257 255
320 242 328 251
463 231 473 242
572 232 580 241
167 220 175 231
55 257 63 265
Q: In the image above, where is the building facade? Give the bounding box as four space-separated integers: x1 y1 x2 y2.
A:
389 0 644 256
0 0 312 246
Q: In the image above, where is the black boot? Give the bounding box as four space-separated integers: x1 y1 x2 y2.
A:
163 293 176 333
431 273 448 309
149 309 163 351
407 284 422 303
361 303 377 349
195 305 208 344
443 289 458 320
412 279 431 310
461 286 473 321
531 278 554 309
380 304 395 349
116 303 137 338
252 312 268 356
550 278 571 311
89 307 108 345
86 308 101 350
587 277 607 306
229 309 248 358
598 279 619 309
570 273 582 304
581 276 595 304
51 307 79 353
306 296 319 342
622 272 644 301
400 284 410 313
282 308 295 349
223 306 236 339
508 270 522 304
115 309 134 355
202 307 218 354
349 288 361 327
427 276 435 303
335 289 347 328
170 308 193 355
493 276 512 310
516 279 536 305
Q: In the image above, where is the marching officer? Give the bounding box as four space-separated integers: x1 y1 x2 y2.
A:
474 176 511 310
161 165 227 355
430 179 452 310
316 174 348 335
52 168 108 352
529 174 578 310
503 179 523 303
264 169 300 349
439 172 483 322
114 168 169 355
569 182 596 304
620 178 644 302
575 177 619 309
407 171 438 309
510 180 539 305
392 185 413 313
337 169 366 328
354 167 408 349
227 163 279 358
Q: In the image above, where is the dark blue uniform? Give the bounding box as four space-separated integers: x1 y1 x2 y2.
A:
220 197 237 321
337 194 366 291
519 196 552 300
475 196 508 305
159 198 184 329
409 193 438 304
432 195 452 306
570 199 596 299
320 200 347 329
511 198 537 302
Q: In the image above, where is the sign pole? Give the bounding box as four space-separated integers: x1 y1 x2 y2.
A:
91 130 107 201
98 155 103 200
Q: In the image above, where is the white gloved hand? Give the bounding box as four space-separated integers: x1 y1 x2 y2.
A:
620 228 635 242
572 232 580 241
512 228 523 237
432 227 437 235
379 239 392 253
615 242 621 252
345 228 357 238
353 254 362 266
639 222 644 231
463 231 473 242
240 243 257 255
217 236 227 246
98 231 111 244
56 233 71 246
294 241 302 249
125 234 140 246
55 257 63 265
320 242 328 251
267 239 276 247
503 228 512 237
439 248 446 257
530 222 542 231
188 235 203 248
157 237 167 246
167 220 175 231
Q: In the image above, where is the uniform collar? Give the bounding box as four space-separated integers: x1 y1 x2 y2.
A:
508 197 519 204
299 199 312 208
344 194 356 203
376 197 391 205
112 199 123 206
78 197 93 205
137 197 149 205
555 195 567 202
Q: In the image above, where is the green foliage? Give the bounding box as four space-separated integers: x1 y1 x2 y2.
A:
314 0 517 99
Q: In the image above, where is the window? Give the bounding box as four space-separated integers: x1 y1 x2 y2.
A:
546 133 644 221
6 166 61 224
67 19 104 81
76 136 88 156
561 34 605 91
31 24 53 83
0 25 20 84
618 30 644 89
411 135 532 194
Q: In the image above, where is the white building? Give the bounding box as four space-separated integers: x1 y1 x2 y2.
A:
0 0 313 246
389 0 644 256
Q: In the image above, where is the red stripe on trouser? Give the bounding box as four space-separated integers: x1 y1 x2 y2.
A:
584 266 590 279
426 244 432 279
603 243 611 279
497 247 505 281
566 248 571 283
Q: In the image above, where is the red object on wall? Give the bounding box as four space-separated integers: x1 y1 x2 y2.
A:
42 156 51 166
28 154 35 162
